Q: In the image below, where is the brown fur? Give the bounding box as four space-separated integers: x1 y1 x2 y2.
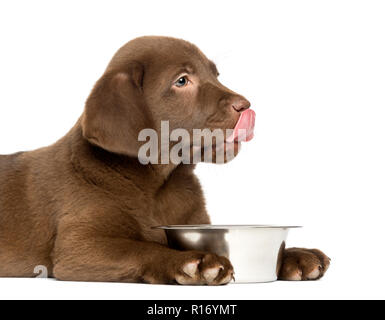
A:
0 36 329 284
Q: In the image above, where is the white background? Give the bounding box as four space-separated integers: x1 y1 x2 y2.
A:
0 0 384 300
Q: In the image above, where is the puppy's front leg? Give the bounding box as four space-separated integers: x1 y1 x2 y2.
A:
52 224 233 285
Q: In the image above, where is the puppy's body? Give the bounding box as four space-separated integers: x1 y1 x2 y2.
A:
0 124 209 279
0 36 329 283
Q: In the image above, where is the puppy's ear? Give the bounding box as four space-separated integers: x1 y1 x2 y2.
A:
82 62 152 157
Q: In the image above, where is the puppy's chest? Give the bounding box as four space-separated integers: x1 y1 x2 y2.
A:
135 186 199 244
126 170 206 243
152 184 199 224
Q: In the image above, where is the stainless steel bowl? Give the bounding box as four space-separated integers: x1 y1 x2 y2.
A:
155 225 300 283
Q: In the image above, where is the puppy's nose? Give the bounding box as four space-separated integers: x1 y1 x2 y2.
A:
231 97 251 112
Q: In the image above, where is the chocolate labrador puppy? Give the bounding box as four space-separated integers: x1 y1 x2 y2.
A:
0 36 329 284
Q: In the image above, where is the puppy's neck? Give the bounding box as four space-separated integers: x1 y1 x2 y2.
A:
149 163 179 181
65 122 190 193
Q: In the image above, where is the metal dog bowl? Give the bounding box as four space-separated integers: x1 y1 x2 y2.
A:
155 225 301 283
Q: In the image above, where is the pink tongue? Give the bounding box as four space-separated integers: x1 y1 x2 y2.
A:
227 109 256 143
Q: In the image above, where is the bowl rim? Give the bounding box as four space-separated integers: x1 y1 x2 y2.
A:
152 224 302 230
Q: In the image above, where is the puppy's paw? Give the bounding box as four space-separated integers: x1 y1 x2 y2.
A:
175 252 234 286
278 248 330 281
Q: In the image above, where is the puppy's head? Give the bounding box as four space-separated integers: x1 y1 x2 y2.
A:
82 36 255 164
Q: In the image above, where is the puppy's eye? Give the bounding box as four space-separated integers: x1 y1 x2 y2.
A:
174 76 189 88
